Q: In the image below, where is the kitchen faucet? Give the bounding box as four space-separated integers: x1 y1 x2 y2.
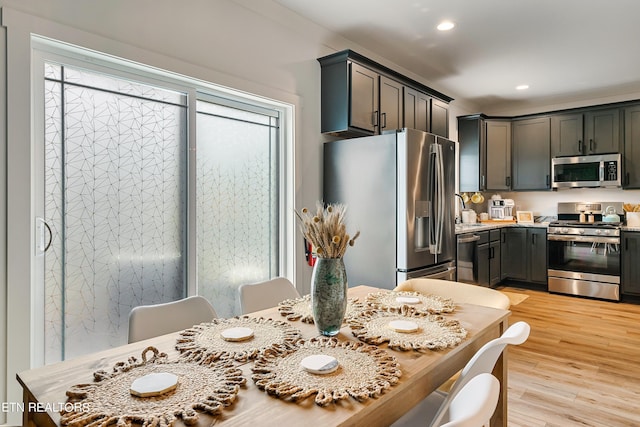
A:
454 194 466 224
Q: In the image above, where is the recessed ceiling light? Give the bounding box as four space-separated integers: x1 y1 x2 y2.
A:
437 21 455 31
516 84 530 90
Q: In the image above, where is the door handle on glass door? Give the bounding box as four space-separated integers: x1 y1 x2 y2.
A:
36 217 53 253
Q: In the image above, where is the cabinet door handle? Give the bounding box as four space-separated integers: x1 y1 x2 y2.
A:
590 139 594 152
372 111 379 127
532 233 536 245
578 140 583 154
546 175 550 187
506 176 511 187
381 112 387 129
489 247 494 259
481 175 486 189
626 237 629 251
626 172 630 186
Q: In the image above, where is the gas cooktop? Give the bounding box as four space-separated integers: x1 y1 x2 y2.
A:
549 220 622 229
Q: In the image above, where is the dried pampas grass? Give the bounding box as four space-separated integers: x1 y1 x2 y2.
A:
295 201 360 258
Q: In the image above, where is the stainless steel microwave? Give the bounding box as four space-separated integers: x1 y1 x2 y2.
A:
551 153 622 188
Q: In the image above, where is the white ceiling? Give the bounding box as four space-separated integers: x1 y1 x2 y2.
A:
272 0 640 112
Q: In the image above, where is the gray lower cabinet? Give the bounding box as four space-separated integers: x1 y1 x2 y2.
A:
622 232 640 296
501 227 547 285
624 104 640 188
529 228 548 284
478 229 501 287
500 228 527 281
512 117 551 190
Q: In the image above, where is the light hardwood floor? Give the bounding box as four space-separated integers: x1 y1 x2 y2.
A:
500 285 640 427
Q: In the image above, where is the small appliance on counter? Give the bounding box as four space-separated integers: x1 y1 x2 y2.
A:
489 198 515 219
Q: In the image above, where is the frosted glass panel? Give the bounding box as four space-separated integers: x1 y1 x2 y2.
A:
196 101 279 317
44 64 187 363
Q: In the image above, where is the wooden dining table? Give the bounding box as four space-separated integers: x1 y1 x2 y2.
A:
17 285 511 427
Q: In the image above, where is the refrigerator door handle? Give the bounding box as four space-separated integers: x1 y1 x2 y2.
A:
429 143 444 255
436 143 445 254
428 147 436 253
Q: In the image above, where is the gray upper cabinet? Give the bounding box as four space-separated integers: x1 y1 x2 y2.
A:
512 117 551 190
624 104 640 188
486 120 511 190
431 99 449 138
551 113 583 156
379 76 403 132
585 108 620 154
318 50 453 138
551 109 620 156
458 115 483 192
349 62 379 133
458 115 510 192
404 87 430 132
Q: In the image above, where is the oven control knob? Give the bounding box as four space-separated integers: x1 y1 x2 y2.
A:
604 230 610 235
595 229 602 235
561 227 569 234
578 229 585 234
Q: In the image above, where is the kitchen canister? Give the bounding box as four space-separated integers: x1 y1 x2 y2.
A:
462 209 477 224
627 212 640 227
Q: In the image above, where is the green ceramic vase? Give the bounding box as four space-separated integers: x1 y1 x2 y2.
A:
311 257 348 336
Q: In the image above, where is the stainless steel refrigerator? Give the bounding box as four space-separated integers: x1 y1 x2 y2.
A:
323 128 457 290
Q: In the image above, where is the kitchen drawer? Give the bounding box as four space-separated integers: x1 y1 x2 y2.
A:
489 229 501 242
478 231 489 244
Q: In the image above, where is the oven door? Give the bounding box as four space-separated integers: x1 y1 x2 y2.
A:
547 234 621 300
548 234 620 276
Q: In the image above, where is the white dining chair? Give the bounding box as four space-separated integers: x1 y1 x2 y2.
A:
395 278 511 310
392 321 531 427
127 295 217 343
395 278 512 394
239 277 301 314
440 373 500 427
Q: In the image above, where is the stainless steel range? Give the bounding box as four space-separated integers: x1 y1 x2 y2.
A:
547 202 623 301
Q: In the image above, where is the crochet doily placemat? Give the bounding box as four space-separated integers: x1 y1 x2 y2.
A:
61 346 245 427
278 294 364 323
365 291 456 314
176 316 302 363
347 306 467 351
251 336 402 406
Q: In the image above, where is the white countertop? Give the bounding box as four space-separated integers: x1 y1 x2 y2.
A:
455 222 549 234
455 222 640 234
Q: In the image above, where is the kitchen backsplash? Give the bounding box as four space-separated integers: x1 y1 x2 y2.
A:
489 188 640 216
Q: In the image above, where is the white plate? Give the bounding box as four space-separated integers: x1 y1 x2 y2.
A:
388 320 419 333
300 354 339 375
395 296 421 305
130 372 179 397
220 327 254 342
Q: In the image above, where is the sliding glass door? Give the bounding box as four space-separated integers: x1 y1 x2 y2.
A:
39 56 283 364
43 63 188 363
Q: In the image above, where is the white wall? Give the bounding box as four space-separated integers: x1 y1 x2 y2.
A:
0 1 465 422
